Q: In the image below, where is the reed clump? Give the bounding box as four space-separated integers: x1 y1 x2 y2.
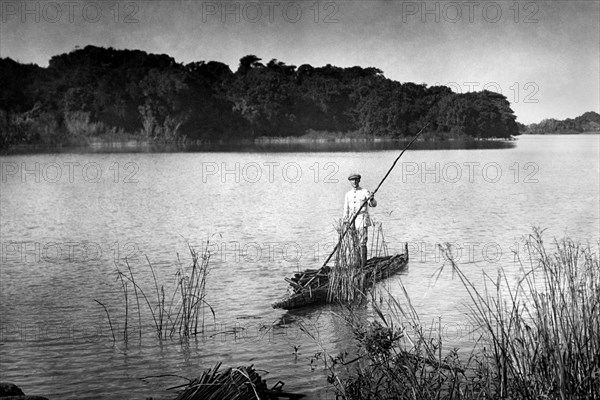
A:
327 292 478 399
455 230 600 399
96 242 213 341
327 230 600 399
172 362 304 400
328 221 389 304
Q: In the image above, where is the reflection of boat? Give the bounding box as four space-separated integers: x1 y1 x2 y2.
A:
272 244 409 310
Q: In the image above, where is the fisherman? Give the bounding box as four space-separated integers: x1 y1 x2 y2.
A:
343 173 377 267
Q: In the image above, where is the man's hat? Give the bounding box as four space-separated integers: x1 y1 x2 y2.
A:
348 173 361 181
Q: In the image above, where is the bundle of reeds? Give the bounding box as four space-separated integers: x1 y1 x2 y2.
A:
327 222 388 304
273 252 407 310
173 363 304 400
272 222 406 309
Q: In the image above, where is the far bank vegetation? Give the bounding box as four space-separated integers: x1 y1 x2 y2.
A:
2 46 522 148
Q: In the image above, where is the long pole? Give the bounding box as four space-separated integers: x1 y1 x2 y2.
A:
320 123 430 269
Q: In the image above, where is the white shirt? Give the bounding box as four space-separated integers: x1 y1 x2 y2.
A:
343 187 377 228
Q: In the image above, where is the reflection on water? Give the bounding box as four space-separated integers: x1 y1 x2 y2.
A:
0 134 597 399
4 137 515 154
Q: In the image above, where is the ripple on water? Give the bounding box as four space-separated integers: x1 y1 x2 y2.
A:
1 135 598 399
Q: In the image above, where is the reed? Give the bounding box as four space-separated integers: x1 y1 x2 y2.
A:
171 244 213 337
438 230 600 399
96 241 214 341
171 362 305 400
326 287 480 399
173 363 261 400
326 230 600 399
327 221 388 304
93 300 116 342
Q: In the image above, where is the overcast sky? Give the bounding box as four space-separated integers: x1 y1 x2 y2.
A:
1 0 598 124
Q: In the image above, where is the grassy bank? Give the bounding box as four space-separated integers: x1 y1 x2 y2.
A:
1 109 515 154
326 231 600 399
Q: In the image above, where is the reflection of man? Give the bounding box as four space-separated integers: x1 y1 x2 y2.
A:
343 173 377 267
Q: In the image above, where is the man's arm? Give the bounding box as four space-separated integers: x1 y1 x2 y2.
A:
367 191 377 207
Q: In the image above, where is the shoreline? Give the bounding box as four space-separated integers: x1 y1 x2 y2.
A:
2 133 520 155
4 130 597 154
521 130 600 135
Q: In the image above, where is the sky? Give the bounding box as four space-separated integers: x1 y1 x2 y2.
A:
0 0 598 124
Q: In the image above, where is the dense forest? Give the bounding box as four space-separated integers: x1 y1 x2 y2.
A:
1 45 523 148
525 111 600 134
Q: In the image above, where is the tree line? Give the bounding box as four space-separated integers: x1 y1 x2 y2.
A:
1 45 521 148
524 111 600 134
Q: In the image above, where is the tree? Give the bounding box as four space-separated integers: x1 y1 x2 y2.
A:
237 55 264 74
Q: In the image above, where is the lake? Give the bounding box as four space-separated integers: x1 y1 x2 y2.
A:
1 134 599 399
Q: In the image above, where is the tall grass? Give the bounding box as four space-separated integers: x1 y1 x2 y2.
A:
96 242 214 341
173 246 212 337
325 230 600 399
328 221 389 304
445 230 600 399
327 287 479 399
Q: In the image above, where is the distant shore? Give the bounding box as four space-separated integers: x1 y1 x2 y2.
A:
8 128 600 155
3 130 522 154
522 130 600 135
8 130 600 154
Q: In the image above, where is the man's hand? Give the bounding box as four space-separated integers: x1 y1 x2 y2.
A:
367 192 377 207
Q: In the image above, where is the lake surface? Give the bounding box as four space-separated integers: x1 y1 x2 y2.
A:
1 134 599 399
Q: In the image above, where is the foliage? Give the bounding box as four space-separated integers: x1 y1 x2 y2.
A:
1 45 524 148
525 111 600 134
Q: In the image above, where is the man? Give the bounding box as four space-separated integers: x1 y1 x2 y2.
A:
343 173 377 267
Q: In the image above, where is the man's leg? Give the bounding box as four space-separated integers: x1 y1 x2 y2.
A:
360 227 368 267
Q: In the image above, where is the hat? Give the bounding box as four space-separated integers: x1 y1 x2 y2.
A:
348 173 361 181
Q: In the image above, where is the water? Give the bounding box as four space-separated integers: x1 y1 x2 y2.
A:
1 134 598 399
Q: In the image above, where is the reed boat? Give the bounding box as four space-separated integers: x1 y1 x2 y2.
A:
272 244 409 310
272 125 426 311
